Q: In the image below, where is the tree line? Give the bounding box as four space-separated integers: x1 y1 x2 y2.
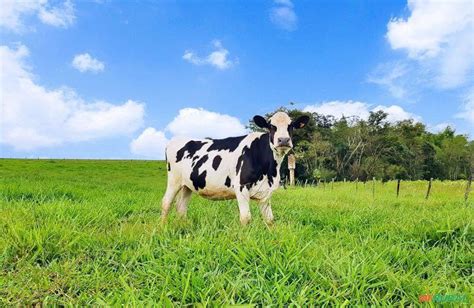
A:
249 108 474 182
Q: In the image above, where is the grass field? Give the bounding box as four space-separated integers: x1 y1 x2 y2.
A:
0 159 472 305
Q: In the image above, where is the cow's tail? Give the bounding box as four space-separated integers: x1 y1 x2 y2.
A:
165 146 171 173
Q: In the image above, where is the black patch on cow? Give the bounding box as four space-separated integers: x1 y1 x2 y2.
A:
237 134 278 191
225 176 231 187
212 155 222 170
269 125 277 145
167 162 170 171
287 124 294 138
191 155 200 168
190 155 208 190
207 135 245 152
176 141 207 162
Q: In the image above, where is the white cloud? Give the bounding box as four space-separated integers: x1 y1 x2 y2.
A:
386 0 473 89
130 127 169 159
387 0 471 59
183 40 236 70
427 122 455 133
72 53 105 73
270 0 297 31
304 101 370 120
166 108 247 139
303 100 420 123
367 62 409 99
0 0 75 31
372 105 421 123
0 44 144 151
456 88 474 126
38 0 75 27
130 107 248 158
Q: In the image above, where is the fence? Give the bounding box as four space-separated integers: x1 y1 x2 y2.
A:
282 177 473 205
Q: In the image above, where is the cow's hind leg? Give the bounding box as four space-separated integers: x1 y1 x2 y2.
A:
161 178 181 223
259 199 274 225
176 186 192 218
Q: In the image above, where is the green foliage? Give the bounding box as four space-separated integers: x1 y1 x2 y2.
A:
1 159 472 305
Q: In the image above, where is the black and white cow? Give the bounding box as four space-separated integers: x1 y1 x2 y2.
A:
161 111 309 225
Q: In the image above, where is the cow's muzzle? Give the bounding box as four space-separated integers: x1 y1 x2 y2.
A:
277 137 291 148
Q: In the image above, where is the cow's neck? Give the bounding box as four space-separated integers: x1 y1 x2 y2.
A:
270 149 285 169
264 134 287 166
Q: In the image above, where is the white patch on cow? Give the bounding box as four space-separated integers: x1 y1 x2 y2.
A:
269 111 293 155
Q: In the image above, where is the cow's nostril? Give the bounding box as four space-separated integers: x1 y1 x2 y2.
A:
278 137 290 145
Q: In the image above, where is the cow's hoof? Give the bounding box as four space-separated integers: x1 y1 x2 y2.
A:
264 220 274 227
176 213 187 220
240 216 251 226
160 215 168 224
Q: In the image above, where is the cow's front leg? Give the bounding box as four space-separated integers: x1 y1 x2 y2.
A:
235 187 251 225
259 199 274 225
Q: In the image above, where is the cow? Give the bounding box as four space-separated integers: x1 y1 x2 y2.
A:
161 111 309 225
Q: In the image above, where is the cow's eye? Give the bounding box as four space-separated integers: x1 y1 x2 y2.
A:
270 125 277 132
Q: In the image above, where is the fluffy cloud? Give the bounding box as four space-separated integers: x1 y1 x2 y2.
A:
385 0 473 89
303 100 420 123
270 0 297 31
0 44 144 151
0 0 75 31
367 62 409 99
166 108 247 139
387 0 471 59
456 88 474 126
372 105 421 123
427 122 455 133
130 128 169 158
72 53 105 73
183 40 236 70
304 101 370 120
130 108 248 158
38 0 75 27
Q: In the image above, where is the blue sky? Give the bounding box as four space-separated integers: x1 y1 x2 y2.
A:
1 0 473 159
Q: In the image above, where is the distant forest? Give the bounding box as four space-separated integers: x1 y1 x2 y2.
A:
249 108 474 182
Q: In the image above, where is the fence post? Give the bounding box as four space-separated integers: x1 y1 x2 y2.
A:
425 178 433 200
355 178 359 191
331 178 335 190
396 179 401 198
288 154 296 186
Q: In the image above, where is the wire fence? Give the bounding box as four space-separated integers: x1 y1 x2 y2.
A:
281 176 473 206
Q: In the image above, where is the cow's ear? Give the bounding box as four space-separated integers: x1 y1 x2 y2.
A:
291 115 310 129
253 115 269 129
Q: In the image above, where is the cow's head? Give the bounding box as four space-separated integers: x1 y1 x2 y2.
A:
253 111 309 155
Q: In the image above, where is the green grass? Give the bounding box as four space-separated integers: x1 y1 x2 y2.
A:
0 159 472 306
